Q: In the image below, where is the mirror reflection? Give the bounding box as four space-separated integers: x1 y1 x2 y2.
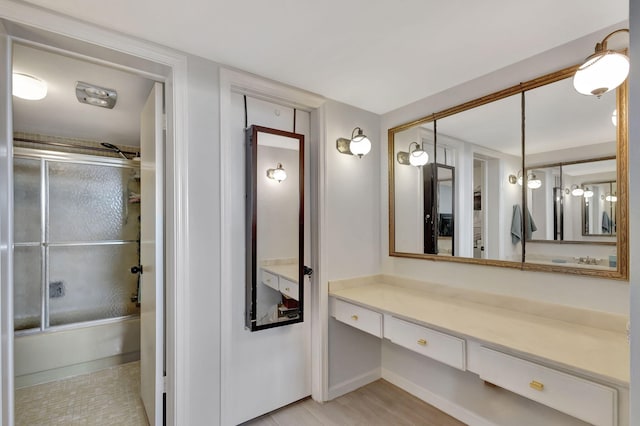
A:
246 126 304 331
389 64 627 278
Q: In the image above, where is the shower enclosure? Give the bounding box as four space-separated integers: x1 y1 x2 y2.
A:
13 147 141 334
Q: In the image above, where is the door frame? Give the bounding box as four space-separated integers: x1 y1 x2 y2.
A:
0 4 189 425
218 68 325 424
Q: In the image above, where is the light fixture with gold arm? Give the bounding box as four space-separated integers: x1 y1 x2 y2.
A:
336 127 372 158
266 163 287 183
573 28 629 97
397 141 429 167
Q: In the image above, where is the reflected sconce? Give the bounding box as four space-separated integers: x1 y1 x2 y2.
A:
397 141 429 167
266 163 287 183
570 184 584 197
12 73 47 100
573 29 629 96
336 127 372 158
612 109 618 127
583 186 594 198
605 193 618 202
508 171 541 189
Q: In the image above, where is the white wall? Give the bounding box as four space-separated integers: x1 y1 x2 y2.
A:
380 27 630 316
183 55 222 425
322 100 382 395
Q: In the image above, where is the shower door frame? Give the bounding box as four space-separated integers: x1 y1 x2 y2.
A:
0 6 190 426
13 148 142 335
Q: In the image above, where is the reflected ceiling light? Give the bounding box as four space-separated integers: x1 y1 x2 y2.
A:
75 81 117 109
12 73 47 100
266 163 287 183
571 185 584 197
573 29 629 96
605 193 617 202
336 127 371 158
612 109 617 127
397 141 429 167
583 187 594 198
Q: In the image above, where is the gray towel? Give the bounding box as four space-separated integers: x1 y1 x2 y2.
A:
602 211 612 233
511 204 538 244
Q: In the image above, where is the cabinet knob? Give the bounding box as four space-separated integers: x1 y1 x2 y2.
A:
351 315 358 321
529 380 544 391
417 339 428 346
285 287 290 292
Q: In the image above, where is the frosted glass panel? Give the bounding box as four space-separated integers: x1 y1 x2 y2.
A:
48 162 140 242
14 246 41 330
14 158 41 243
49 244 140 326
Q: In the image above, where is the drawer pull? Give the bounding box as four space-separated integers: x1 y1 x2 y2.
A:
529 380 544 391
285 287 290 292
417 339 428 346
351 315 358 321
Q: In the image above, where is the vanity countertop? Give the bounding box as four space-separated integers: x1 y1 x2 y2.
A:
329 276 629 386
261 263 298 282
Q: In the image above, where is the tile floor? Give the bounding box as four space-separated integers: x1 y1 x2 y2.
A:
15 361 148 426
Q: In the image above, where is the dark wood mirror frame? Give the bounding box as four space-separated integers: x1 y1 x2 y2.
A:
245 125 305 331
388 65 628 280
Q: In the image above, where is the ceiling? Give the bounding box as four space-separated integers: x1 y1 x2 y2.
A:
12 43 155 147
14 0 628 154
18 0 629 115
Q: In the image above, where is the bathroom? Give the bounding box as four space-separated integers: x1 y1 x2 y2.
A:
10 39 163 425
0 1 638 425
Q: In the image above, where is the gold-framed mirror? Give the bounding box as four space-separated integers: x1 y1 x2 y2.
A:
388 65 628 279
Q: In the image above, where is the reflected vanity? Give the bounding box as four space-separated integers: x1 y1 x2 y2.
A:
388 64 627 279
245 125 305 331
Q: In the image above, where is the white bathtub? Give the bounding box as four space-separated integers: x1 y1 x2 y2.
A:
14 317 140 388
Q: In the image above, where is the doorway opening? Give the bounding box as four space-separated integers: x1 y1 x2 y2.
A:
10 40 163 426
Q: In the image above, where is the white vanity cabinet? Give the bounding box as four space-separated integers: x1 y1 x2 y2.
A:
260 264 299 301
478 347 617 426
329 291 624 426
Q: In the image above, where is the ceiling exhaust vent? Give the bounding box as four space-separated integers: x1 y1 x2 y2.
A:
75 81 117 109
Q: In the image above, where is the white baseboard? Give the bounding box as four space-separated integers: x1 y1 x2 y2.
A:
15 352 140 389
328 367 381 400
381 368 495 426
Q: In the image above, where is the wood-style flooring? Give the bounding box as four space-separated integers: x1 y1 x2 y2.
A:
243 379 466 426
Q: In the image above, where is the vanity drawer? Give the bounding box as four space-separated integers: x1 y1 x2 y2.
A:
261 270 279 291
478 347 617 426
385 316 466 370
279 277 299 300
332 299 382 338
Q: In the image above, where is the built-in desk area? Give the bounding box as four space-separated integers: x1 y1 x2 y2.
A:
329 275 629 426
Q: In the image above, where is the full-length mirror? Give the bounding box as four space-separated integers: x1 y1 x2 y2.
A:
246 125 304 331
389 65 627 279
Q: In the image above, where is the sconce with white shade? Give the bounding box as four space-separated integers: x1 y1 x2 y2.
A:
397 141 429 167
583 186 594 198
336 127 372 158
573 28 629 96
508 170 541 189
266 163 287 183
12 73 47 100
570 184 584 197
612 109 617 127
605 193 617 202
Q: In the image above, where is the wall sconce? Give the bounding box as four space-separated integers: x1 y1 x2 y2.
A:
605 193 618 202
583 186 594 198
573 28 629 96
397 142 429 167
508 171 541 189
336 127 371 158
266 163 287 183
569 184 584 197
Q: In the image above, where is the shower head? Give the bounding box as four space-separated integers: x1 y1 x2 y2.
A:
100 142 128 159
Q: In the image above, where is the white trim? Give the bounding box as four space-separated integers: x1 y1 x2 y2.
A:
382 368 495 426
219 67 324 425
327 367 381 400
0 3 189 425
